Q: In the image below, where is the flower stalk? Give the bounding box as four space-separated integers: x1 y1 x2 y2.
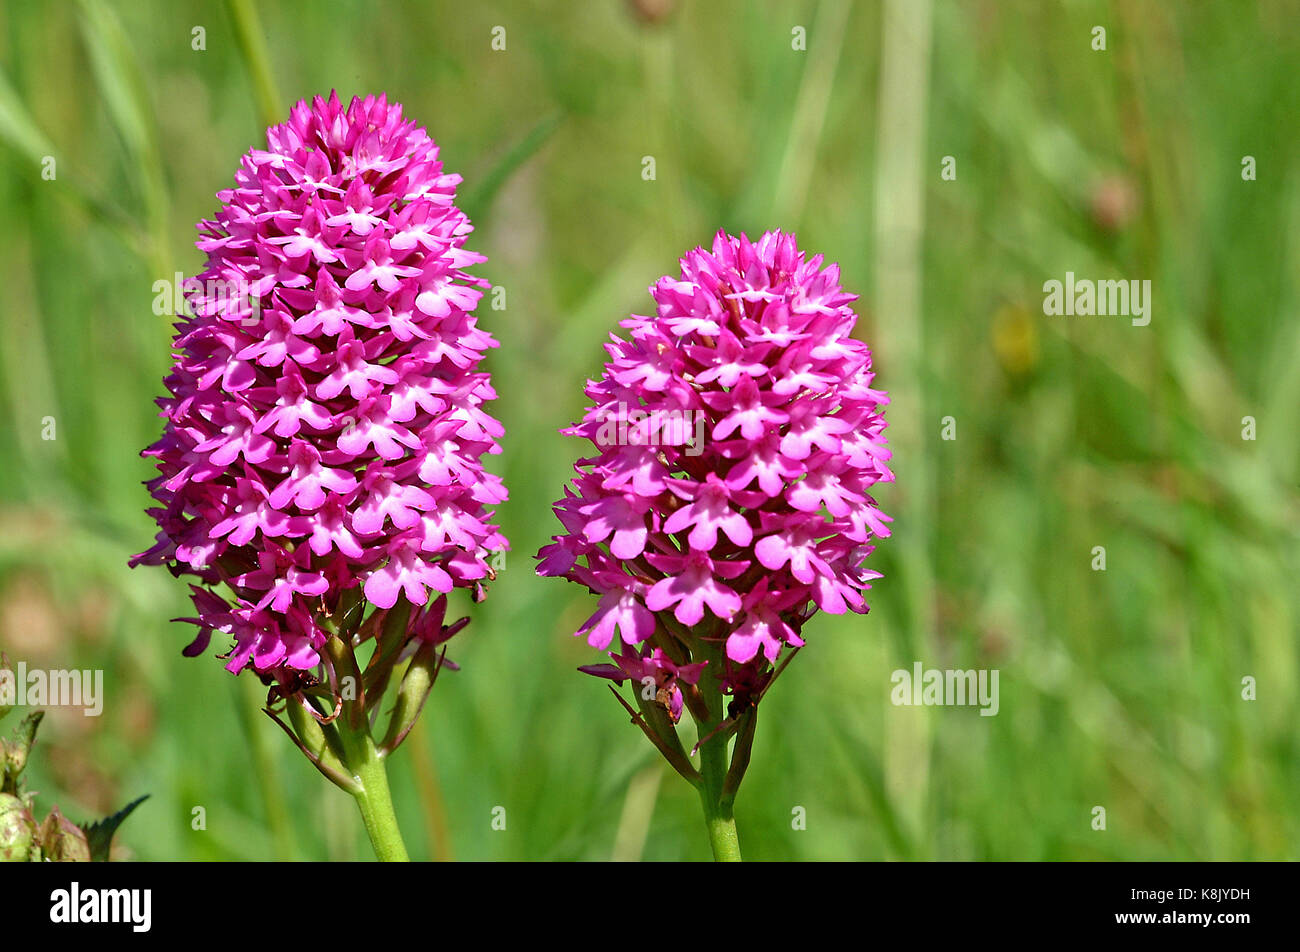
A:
263 595 465 861
334 713 409 862
691 637 741 862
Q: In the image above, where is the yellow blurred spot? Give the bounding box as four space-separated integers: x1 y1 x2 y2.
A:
992 303 1039 376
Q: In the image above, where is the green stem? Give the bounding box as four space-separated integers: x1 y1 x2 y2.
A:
698 741 741 862
337 722 410 862
693 639 742 862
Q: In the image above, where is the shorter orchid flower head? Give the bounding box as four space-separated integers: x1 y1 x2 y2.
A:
538 230 891 849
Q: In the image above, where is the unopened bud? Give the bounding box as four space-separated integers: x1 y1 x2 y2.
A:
3 711 44 786
0 793 36 861
38 806 91 862
380 641 440 754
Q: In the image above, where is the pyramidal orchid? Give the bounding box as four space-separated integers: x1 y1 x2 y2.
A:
131 92 507 861
538 230 892 860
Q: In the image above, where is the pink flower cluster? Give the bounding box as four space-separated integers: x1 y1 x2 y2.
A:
132 93 507 679
538 230 891 704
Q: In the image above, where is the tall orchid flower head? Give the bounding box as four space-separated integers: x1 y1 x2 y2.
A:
538 229 891 719
131 92 508 692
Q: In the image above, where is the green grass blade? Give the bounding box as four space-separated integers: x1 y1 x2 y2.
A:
461 113 564 222
225 0 284 129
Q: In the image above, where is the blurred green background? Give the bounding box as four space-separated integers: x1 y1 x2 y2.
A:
1 0 1297 861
